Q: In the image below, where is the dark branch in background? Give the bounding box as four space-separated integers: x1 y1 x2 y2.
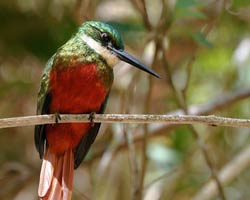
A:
155 1 227 197
152 88 250 134
85 88 250 164
81 1 248 199
181 56 195 110
189 89 250 115
130 0 151 30
193 144 250 200
138 23 162 200
160 43 226 200
121 90 140 200
130 1 154 199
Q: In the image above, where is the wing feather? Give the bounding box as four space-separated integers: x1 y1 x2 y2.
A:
34 55 55 158
74 93 110 169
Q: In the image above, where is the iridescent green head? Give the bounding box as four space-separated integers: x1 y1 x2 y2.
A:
79 21 124 51
77 21 160 78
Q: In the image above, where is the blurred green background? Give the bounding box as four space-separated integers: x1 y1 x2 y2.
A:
0 0 250 199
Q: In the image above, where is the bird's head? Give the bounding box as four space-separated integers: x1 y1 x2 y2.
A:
78 21 160 78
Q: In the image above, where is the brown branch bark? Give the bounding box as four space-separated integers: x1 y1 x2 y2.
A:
1 114 250 129
82 88 250 165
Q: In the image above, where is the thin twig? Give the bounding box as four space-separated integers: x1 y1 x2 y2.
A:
160 36 226 199
123 125 140 200
181 56 195 110
79 55 250 170
82 87 250 165
1 114 250 129
190 126 226 200
144 167 179 190
181 56 226 200
121 91 140 200
130 0 151 30
152 88 250 134
137 30 161 200
193 144 250 200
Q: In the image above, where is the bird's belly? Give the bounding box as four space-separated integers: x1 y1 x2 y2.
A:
46 63 109 155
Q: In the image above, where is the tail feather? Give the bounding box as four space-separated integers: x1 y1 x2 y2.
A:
62 150 74 200
46 155 63 200
38 151 56 197
38 149 74 200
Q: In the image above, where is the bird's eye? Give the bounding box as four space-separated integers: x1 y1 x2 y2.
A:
101 32 111 44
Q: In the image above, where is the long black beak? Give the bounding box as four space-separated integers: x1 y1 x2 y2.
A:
108 46 160 78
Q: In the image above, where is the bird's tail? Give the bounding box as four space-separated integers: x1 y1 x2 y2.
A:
38 149 74 200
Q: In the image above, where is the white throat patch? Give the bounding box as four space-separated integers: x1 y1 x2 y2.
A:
80 34 119 67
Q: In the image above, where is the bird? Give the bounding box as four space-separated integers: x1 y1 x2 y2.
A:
34 21 160 200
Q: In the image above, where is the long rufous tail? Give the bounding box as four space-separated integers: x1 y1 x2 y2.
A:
38 149 74 200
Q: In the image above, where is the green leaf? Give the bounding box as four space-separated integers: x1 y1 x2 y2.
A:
175 0 203 9
232 0 250 8
171 127 193 152
176 8 207 20
188 9 207 19
175 0 207 20
191 32 213 48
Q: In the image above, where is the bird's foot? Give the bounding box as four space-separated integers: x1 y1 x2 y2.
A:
54 112 61 124
88 112 96 127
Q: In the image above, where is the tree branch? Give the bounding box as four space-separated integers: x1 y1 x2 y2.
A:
152 88 250 134
82 88 250 165
1 114 250 129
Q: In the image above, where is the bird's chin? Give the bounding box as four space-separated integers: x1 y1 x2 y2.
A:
105 54 119 67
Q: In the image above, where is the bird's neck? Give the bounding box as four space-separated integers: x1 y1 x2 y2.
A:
52 37 114 88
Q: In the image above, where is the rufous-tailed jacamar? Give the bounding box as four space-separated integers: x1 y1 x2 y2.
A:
34 21 160 200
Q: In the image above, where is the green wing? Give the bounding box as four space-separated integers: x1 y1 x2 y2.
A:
34 55 54 159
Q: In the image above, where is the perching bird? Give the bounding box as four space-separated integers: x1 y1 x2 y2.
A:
34 21 160 200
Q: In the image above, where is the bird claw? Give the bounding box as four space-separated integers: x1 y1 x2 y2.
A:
54 112 61 124
88 112 96 127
